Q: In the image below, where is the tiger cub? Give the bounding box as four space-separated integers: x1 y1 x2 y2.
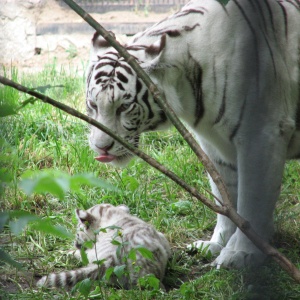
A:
37 203 171 289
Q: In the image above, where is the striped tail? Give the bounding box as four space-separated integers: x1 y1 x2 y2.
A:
37 264 101 288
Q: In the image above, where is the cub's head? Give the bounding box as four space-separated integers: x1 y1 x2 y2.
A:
75 203 130 249
86 32 169 167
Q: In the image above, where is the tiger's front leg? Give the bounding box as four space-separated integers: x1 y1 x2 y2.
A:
188 142 238 257
211 123 292 268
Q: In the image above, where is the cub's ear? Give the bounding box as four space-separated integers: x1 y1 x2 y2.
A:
75 209 95 225
89 31 116 62
117 204 130 214
140 34 167 70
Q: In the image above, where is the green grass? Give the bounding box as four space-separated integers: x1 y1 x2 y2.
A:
0 63 300 299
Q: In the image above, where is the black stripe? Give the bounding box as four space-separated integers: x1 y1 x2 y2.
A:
183 24 200 32
124 125 137 131
232 0 260 88
212 57 217 97
176 8 205 18
66 272 74 287
261 30 277 78
250 0 268 32
94 71 110 80
159 109 167 124
193 64 204 127
229 97 247 141
263 0 276 35
116 71 128 83
55 274 61 287
296 101 300 130
277 1 288 39
86 65 94 89
136 78 143 94
249 0 277 77
142 90 154 119
165 30 181 37
118 63 133 75
214 66 227 124
117 82 125 91
95 61 116 70
215 159 237 172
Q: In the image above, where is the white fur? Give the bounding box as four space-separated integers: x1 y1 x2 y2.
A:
87 0 300 268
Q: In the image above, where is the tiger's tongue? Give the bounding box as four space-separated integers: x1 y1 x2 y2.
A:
95 154 116 163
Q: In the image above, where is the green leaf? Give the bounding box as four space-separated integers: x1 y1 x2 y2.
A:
19 170 118 200
0 168 13 183
128 248 137 261
93 258 106 266
105 266 114 281
8 211 39 235
94 227 107 234
136 246 153 260
76 278 92 298
138 274 160 291
0 248 23 269
113 265 126 278
30 221 72 239
20 176 66 200
111 240 122 246
0 103 17 117
83 240 94 249
80 247 89 266
6 210 72 238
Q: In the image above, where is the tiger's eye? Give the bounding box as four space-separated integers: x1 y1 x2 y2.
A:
117 103 131 115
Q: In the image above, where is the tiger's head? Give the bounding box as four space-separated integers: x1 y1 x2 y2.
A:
75 203 130 249
86 32 170 167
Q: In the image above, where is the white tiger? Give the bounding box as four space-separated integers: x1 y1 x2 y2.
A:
86 0 300 269
37 203 171 288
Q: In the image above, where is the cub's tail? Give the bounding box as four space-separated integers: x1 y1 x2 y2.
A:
37 264 100 288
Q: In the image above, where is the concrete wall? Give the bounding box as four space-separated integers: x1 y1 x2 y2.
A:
0 0 45 64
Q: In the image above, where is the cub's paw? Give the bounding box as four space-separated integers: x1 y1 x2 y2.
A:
187 240 223 257
211 247 266 269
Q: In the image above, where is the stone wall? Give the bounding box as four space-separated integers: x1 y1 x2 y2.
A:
0 0 45 64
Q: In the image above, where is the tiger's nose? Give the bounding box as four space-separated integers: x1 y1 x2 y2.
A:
96 142 114 152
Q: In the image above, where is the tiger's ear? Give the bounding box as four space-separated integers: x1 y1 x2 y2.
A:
75 209 95 225
89 31 116 62
117 204 130 214
140 34 167 70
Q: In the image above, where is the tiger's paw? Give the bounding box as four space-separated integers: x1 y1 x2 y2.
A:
187 240 223 257
210 232 266 269
211 247 266 269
